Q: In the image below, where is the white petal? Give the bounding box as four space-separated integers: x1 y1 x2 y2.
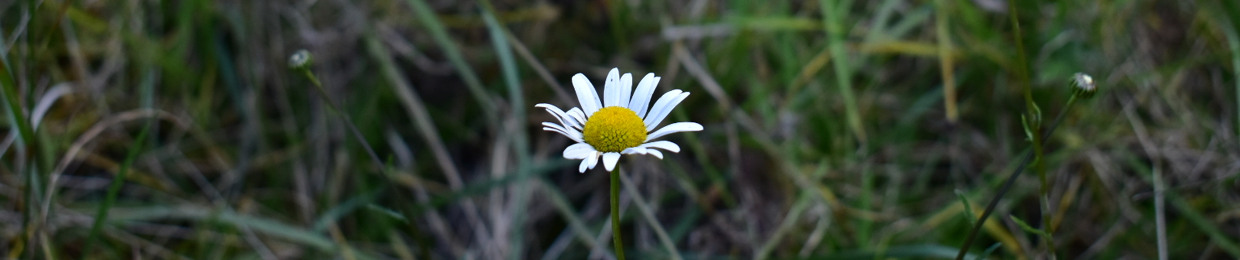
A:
542 127 581 143
586 152 600 170
618 73 633 110
628 74 659 118
602 152 621 172
563 143 597 159
645 122 703 142
541 121 567 132
541 126 565 136
621 147 648 155
644 91 690 132
536 103 583 130
572 73 602 116
647 149 664 159
642 89 682 123
541 122 583 142
603 68 620 108
578 157 591 173
540 121 564 133
639 140 681 153
566 108 587 130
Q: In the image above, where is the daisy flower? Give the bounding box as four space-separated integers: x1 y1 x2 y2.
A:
536 68 703 173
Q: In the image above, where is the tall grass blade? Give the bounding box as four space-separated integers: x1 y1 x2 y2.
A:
481 3 534 258
83 123 152 256
108 206 339 252
401 0 498 119
819 0 866 143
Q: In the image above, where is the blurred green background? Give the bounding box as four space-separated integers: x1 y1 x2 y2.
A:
3 0 1240 259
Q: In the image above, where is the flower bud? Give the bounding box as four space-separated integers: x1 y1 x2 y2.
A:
1071 73 1096 99
289 49 312 70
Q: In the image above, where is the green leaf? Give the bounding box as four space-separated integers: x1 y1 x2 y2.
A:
955 189 976 225
1009 215 1051 238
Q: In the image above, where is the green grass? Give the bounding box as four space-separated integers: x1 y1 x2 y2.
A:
2 0 1239 259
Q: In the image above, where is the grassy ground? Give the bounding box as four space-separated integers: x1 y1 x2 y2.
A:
3 0 1240 259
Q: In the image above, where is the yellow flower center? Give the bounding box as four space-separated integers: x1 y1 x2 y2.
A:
583 106 647 152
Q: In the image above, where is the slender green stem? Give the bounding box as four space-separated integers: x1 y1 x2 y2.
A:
1005 1 1057 257
84 123 152 257
298 68 385 170
820 0 866 143
955 93 1079 260
1224 16 1240 139
611 165 626 260
301 69 323 89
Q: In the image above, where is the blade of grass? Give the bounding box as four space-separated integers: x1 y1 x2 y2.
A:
413 160 569 211
83 123 152 256
364 30 465 195
480 3 534 258
727 16 820 31
668 42 734 205
1223 15 1240 138
1121 154 1240 257
502 28 574 105
819 0 866 144
672 42 732 111
0 22 36 259
44 110 190 218
935 0 958 122
538 179 609 256
389 231 416 260
858 165 874 247
1009 215 1051 238
955 189 977 225
0 23 32 149
862 0 900 43
619 172 682 260
755 192 814 260
796 244 981 260
363 30 496 251
607 0 630 51
312 189 384 232
400 0 497 121
886 4 935 40
1166 191 1240 257
106 205 339 252
923 200 1022 257
1154 167 1168 260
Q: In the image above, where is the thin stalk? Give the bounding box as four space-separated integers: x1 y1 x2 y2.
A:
1224 17 1240 139
401 0 498 120
611 165 625 260
619 173 682 260
299 69 385 170
0 26 35 259
83 123 152 257
935 0 957 122
1005 1 1057 257
479 4 532 258
819 0 867 143
955 93 1078 260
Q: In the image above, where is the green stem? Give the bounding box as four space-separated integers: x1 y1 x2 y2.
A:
955 93 1078 260
611 165 626 260
1042 95 1076 257
299 68 385 170
1006 1 1057 257
84 123 152 257
820 0 866 144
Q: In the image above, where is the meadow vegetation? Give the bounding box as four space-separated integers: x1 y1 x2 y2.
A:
2 0 1240 259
